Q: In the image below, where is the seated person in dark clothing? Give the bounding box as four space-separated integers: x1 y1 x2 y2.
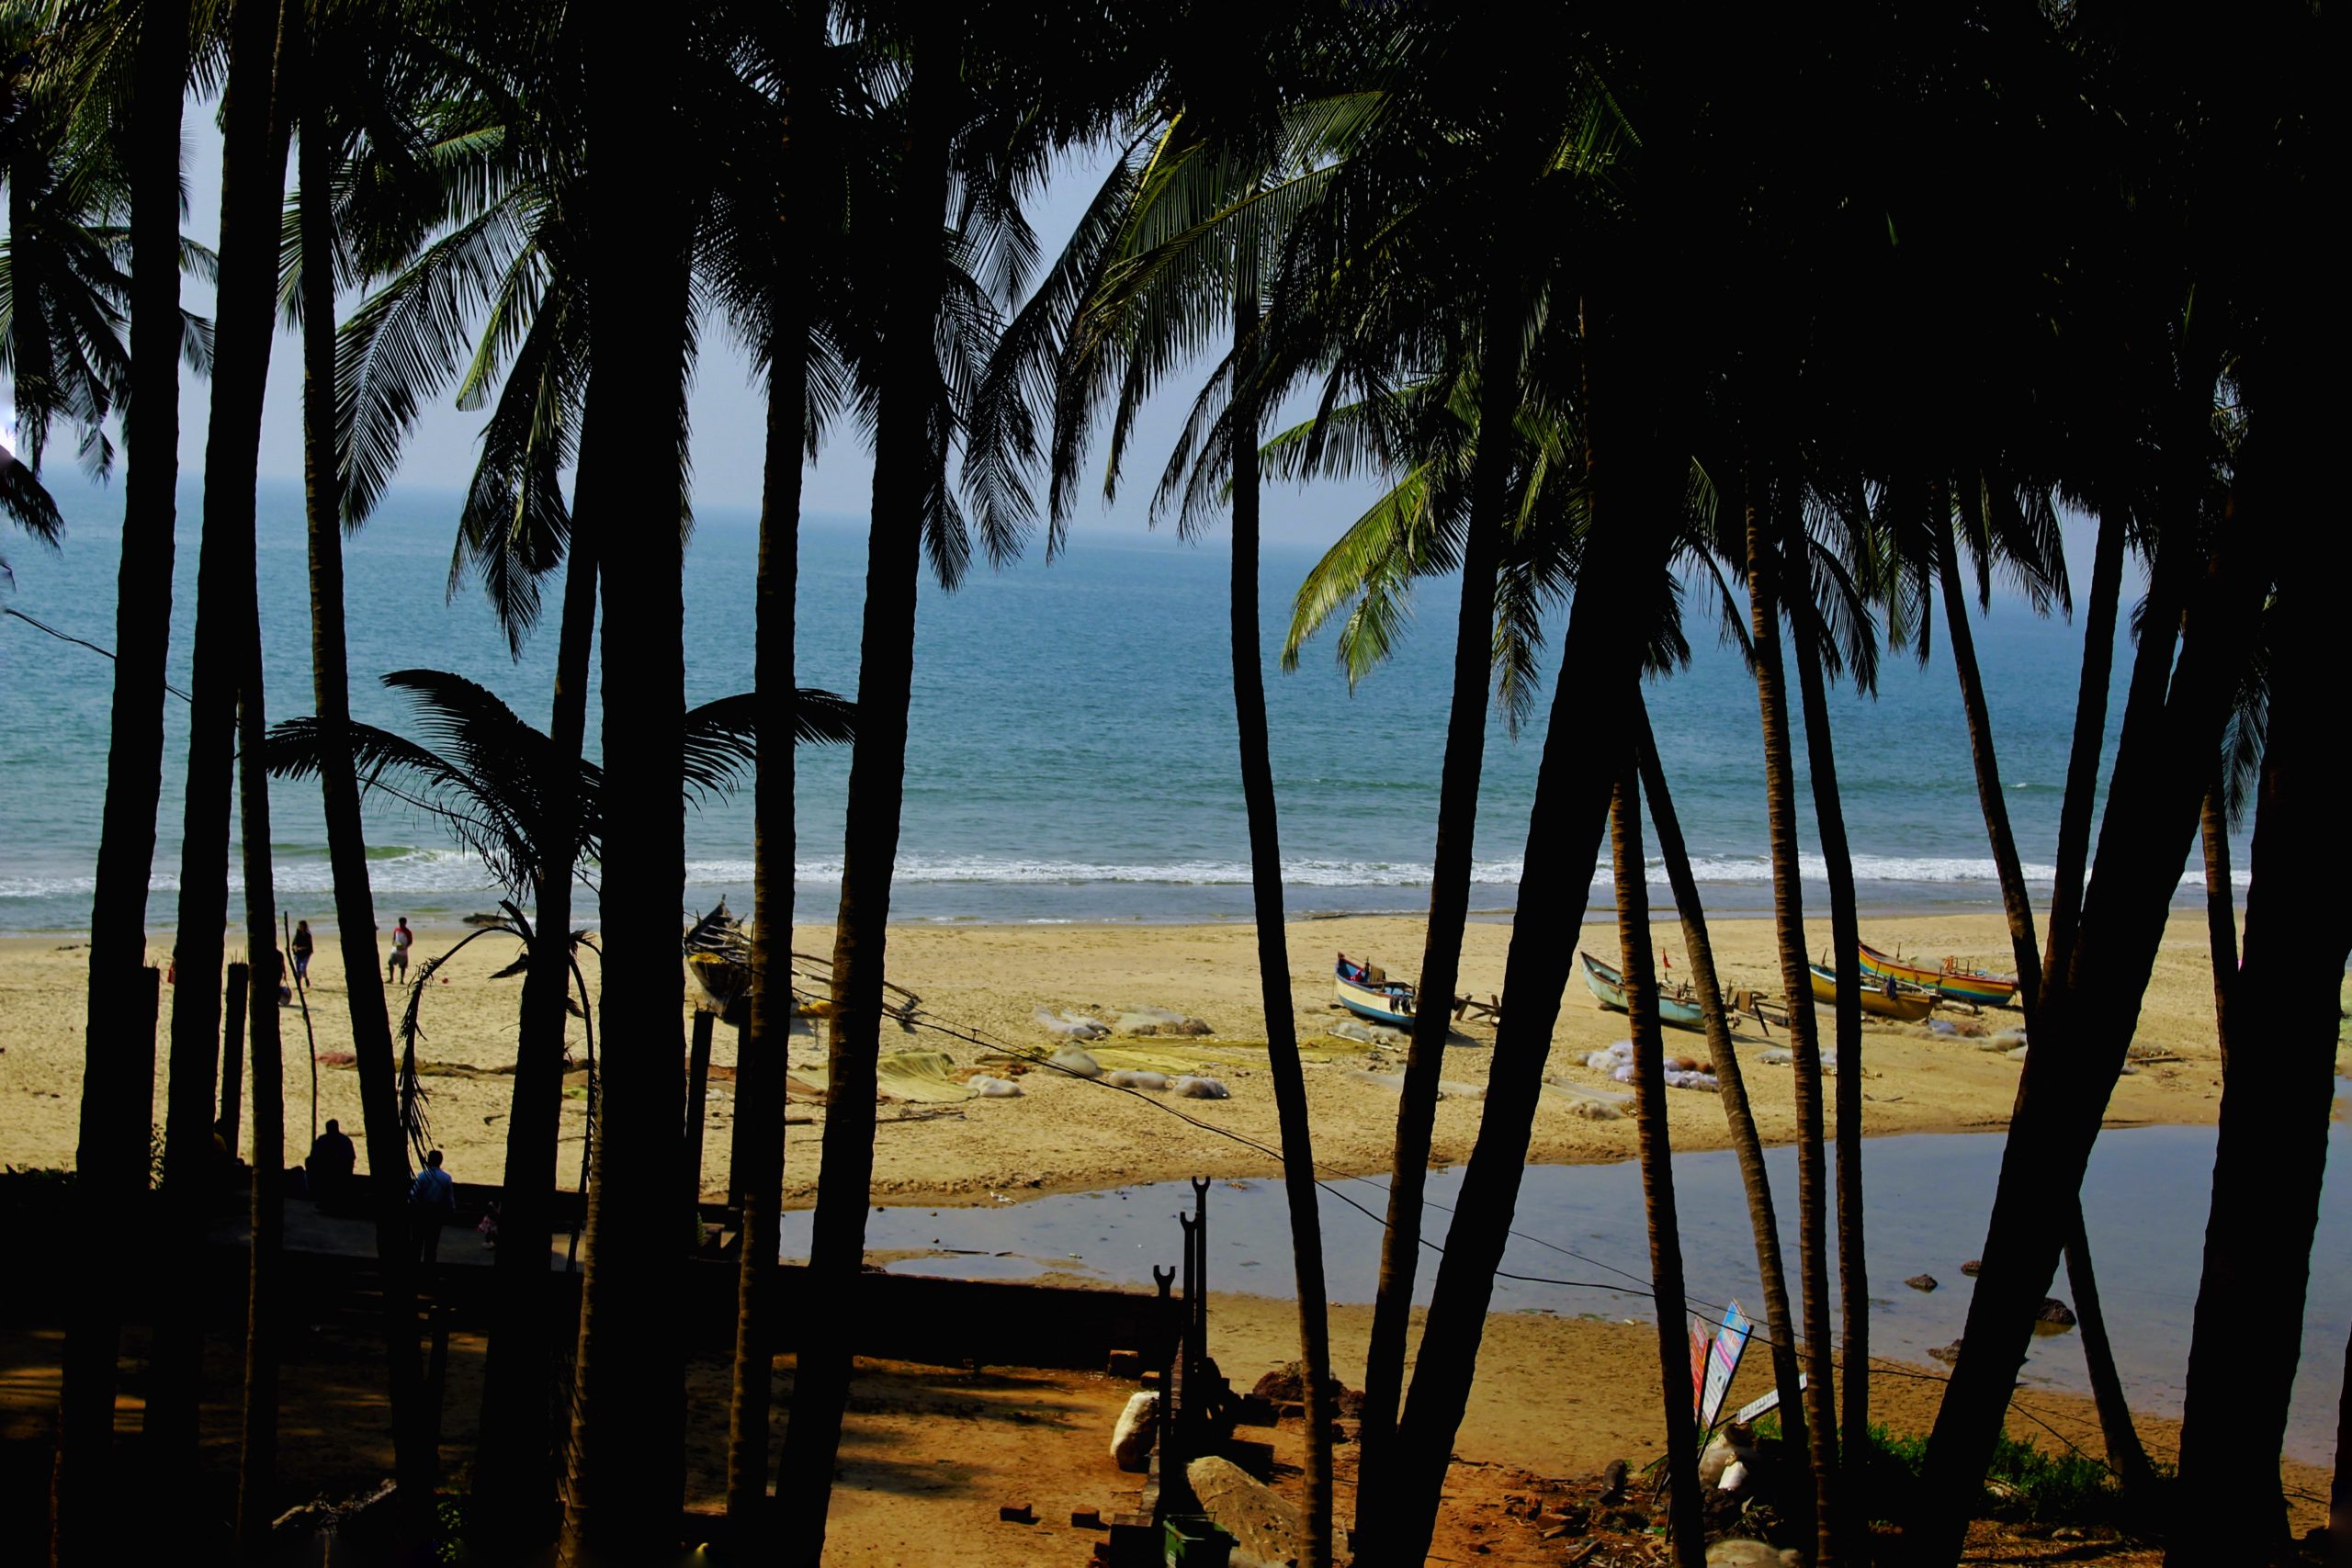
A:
307 1118 358 1209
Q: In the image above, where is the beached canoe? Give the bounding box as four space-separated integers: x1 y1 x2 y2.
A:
1858 941 2018 1008
1336 953 1417 1027
1577 951 1708 1032
1810 963 1939 1022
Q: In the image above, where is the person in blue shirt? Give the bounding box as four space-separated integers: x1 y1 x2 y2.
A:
410 1149 457 1261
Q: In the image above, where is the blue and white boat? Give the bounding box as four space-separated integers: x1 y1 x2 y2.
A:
1335 953 1417 1027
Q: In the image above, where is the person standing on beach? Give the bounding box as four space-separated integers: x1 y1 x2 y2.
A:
307 1117 356 1209
290 919 314 985
410 1148 456 1261
387 917 413 984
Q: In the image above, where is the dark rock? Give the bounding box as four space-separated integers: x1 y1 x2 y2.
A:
999 1500 1035 1524
1598 1458 1630 1505
1928 1339 1963 1365
1960 1258 1982 1277
2034 1297 2078 1327
1248 1361 1363 1416
1905 1274 1939 1292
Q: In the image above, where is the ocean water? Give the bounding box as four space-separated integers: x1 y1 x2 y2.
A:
0 475 2245 934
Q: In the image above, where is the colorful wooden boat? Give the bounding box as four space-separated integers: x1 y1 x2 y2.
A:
1810 963 1939 1022
1336 953 1417 1026
1857 941 2018 1008
1577 951 1709 1032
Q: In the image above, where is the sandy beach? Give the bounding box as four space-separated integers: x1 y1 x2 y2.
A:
0 908 2256 1200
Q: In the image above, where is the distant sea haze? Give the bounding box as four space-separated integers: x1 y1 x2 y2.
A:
0 478 2242 933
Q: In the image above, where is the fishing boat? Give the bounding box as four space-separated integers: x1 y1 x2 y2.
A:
1857 941 2018 1008
1335 953 1417 1027
1577 951 1709 1032
1810 962 1939 1022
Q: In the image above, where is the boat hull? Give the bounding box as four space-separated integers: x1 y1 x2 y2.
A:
1858 942 2018 1007
1811 964 1939 1022
1335 954 1417 1026
1578 951 1708 1032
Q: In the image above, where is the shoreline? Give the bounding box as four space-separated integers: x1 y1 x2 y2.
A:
2 908 2259 1208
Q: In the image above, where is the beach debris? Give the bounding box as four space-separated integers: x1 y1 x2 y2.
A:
1118 1007 1215 1037
1597 1459 1630 1505
874 1051 977 1104
1103 1069 1170 1091
1187 1455 1302 1566
1170 1075 1229 1100
1928 1018 1959 1036
1111 1391 1159 1471
1929 1339 1964 1365
1905 1274 1939 1292
1699 1429 1756 1490
1329 1018 1408 1047
1961 1258 1983 1277
1035 1008 1109 1041
1718 1460 1751 1492
2006 1044 2030 1062
2034 1297 2078 1328
966 1075 1023 1098
997 1500 1035 1525
1047 1043 1104 1078
1541 1076 1634 1119
1070 1506 1105 1530
1707 1540 1801 1567
1664 1069 1720 1092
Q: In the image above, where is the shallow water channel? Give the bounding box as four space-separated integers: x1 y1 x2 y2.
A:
783 1083 2351 1463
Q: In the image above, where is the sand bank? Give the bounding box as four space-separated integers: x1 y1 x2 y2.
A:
0 909 2254 1201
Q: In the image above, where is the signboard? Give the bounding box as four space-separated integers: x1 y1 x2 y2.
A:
1694 1300 1751 1429
1731 1371 1806 1428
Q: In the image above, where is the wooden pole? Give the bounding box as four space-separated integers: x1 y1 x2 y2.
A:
219 961 249 1150
685 1009 716 1218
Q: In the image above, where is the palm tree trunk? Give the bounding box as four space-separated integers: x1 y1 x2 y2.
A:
1229 287 1336 1567
778 29 952 1565
55 0 188 1545
476 499 595 1539
1375 356 1657 1564
1611 765 1707 1566
727 17 816 1518
1742 472 1839 1567
2040 503 2125 981
1357 286 1515 1517
1788 554 1864 1538
2331 1324 2352 1564
232 685 286 1546
2199 784 2236 1062
1911 508 2268 1561
1936 497 2153 1489
1634 698 1811 1482
146 0 289 1483
2169 577 2349 1564
557 9 693 1560
295 77 433 1523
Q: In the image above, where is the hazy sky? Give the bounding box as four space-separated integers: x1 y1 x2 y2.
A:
155 102 1387 548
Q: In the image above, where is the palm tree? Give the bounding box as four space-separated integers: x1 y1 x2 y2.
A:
1609 759 1705 1566
778 11 1164 1556
147 0 291 1486
48 0 192 1554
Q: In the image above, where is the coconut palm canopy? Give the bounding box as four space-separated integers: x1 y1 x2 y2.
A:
262 668 852 895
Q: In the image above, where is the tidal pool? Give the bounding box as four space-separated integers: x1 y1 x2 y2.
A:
785 1083 2351 1462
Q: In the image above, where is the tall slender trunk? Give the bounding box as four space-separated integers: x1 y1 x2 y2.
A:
2199 785 2236 1062
1634 699 1811 1487
1788 549 1864 1533
2169 575 2348 1563
1230 286 1335 1567
146 0 288 1484
1611 765 1706 1566
1357 286 1515 1517
2330 1324 2352 1565
778 29 952 1565
1743 471 1839 1567
727 16 817 1525
2040 504 2125 982
55 1 188 1548
1938 497 2152 1488
231 0 300 1537
1374 337 1656 1565
476 446 596 1543
557 9 693 1561
295 78 432 1522
1911 493 2268 1561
